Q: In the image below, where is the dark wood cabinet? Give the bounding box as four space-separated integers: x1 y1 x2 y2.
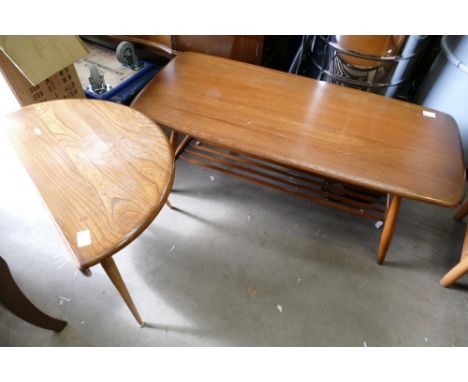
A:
134 35 264 65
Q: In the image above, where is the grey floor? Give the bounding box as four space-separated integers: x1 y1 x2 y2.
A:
1 154 468 346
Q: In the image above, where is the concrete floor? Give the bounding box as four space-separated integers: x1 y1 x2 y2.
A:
1 154 468 346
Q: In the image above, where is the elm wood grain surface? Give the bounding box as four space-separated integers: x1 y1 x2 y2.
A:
133 52 465 208
1 99 175 324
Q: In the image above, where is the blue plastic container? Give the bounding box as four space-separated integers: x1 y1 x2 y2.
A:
84 61 161 104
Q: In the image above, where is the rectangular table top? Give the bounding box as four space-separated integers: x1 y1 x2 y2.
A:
133 52 465 207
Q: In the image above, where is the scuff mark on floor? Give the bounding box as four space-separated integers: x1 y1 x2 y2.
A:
59 296 71 306
246 287 257 299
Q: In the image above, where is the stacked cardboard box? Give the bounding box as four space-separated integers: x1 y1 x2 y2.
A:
0 36 88 106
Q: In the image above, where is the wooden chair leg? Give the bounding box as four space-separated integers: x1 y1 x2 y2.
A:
0 256 67 332
100 257 144 327
454 200 468 221
376 195 401 265
440 226 468 287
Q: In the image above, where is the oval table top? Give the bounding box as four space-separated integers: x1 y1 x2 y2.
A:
1 99 174 269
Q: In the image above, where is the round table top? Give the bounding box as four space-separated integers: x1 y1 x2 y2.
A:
1 99 174 269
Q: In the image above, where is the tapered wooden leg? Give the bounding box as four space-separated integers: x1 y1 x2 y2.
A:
440 226 468 287
454 200 468 221
80 268 92 277
167 131 190 211
175 135 192 159
440 259 468 287
376 195 401 265
0 256 67 332
169 130 179 153
165 199 174 209
100 257 144 327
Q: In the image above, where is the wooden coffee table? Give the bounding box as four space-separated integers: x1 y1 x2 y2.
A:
133 52 465 264
1 100 174 326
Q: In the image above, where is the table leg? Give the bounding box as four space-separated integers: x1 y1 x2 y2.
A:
376 195 401 265
440 259 468 287
440 226 468 287
169 130 179 153
0 256 67 332
166 130 188 210
166 133 191 210
454 200 468 221
100 257 144 327
165 199 174 209
175 135 192 159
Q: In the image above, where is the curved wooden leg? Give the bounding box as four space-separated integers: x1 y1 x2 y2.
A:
440 225 468 287
376 195 401 265
454 200 468 221
100 257 144 327
0 256 67 332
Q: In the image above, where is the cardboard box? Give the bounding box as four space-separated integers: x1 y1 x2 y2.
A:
0 36 88 106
